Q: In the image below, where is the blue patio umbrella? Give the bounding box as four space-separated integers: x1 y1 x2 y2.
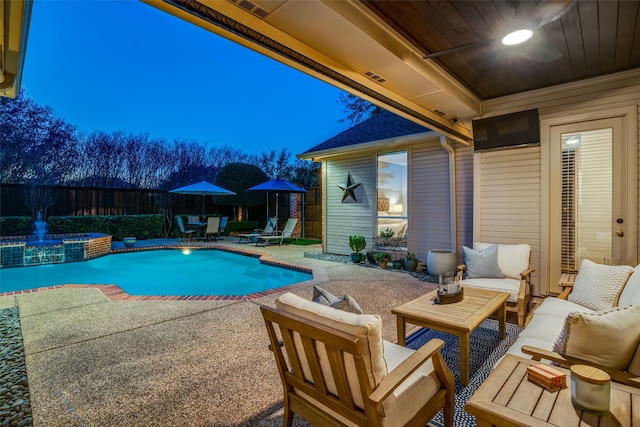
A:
248 179 307 230
170 181 236 216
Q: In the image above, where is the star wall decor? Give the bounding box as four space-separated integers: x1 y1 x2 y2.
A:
338 172 362 203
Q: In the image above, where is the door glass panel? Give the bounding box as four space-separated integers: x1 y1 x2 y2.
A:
561 128 612 272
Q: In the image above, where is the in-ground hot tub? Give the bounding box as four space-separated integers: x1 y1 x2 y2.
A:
0 233 111 267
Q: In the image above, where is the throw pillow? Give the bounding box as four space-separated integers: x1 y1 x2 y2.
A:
312 286 338 305
567 259 634 310
463 245 504 279
312 286 364 314
553 304 640 370
330 294 364 314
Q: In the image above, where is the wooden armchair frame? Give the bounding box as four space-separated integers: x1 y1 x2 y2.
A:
260 305 454 427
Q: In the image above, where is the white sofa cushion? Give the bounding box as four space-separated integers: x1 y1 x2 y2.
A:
532 297 595 318
458 277 520 303
475 242 531 279
618 265 640 307
553 304 640 370
463 245 503 278
567 259 634 310
276 292 387 409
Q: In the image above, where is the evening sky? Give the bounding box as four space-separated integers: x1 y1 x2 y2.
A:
21 0 352 155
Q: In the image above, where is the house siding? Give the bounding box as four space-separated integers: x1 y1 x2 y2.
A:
411 143 453 260
324 157 374 254
474 146 542 296
455 144 474 263
478 69 640 296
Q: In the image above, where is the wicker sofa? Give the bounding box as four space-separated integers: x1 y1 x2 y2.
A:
503 259 640 386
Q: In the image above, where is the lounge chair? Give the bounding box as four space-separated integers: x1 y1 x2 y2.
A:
256 218 298 246
237 217 277 243
218 216 228 240
175 216 196 242
204 216 221 241
260 292 455 427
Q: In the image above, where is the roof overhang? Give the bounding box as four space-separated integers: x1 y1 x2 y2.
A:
144 0 478 144
298 129 441 161
1 0 32 98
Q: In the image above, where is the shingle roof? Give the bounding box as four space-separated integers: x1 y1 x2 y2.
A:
301 110 432 155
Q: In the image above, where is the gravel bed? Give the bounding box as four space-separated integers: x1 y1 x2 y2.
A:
303 251 439 283
0 306 32 427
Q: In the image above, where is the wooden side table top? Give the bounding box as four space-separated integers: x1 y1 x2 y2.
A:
465 355 640 427
392 287 509 333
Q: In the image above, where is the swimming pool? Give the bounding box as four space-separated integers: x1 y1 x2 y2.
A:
0 249 312 296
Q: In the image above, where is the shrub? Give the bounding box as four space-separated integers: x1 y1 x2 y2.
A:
0 216 35 236
348 235 366 253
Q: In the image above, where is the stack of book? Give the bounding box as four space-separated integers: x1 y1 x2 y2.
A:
527 364 567 392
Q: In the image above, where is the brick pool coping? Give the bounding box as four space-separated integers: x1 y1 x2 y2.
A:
0 244 326 301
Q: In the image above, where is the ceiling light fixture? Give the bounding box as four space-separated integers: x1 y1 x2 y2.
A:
501 29 533 45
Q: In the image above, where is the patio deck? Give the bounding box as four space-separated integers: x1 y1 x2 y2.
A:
0 239 439 426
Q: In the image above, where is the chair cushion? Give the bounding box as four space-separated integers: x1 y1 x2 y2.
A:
475 242 531 279
458 277 520 303
567 259 634 310
532 297 595 319
275 292 387 409
553 304 640 370
463 245 504 278
380 341 441 427
618 265 640 307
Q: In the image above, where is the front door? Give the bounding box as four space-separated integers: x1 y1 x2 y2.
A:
548 113 637 293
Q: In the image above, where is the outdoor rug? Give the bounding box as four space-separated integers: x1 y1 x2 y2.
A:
406 319 522 427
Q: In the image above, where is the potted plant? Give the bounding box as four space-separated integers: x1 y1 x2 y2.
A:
404 252 419 272
392 258 404 270
374 252 391 268
379 228 395 246
348 235 366 263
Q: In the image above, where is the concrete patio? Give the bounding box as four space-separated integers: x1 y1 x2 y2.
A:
1 240 438 426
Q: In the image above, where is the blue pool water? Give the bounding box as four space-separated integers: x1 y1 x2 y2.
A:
0 250 311 295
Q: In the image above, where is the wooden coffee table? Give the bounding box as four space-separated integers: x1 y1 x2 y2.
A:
392 287 509 385
465 355 640 426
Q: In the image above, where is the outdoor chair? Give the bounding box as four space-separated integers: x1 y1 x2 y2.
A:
457 242 533 327
260 292 454 427
175 216 195 242
237 217 277 243
205 216 221 241
218 216 228 240
256 218 298 247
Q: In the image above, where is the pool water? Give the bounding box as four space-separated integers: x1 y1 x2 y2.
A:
0 249 312 296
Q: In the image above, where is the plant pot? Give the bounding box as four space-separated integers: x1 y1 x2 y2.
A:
392 260 403 270
366 251 376 264
123 237 136 248
378 261 389 269
404 259 418 272
350 253 363 263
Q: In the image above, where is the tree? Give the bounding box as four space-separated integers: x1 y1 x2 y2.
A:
212 163 268 221
337 92 383 125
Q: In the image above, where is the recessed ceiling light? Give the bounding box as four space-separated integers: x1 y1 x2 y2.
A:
502 29 533 46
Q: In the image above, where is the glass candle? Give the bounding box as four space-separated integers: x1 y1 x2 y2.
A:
570 365 610 415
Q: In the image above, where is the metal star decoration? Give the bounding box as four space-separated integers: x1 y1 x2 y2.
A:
338 173 362 202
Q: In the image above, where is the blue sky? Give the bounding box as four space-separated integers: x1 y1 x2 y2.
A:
21 0 351 155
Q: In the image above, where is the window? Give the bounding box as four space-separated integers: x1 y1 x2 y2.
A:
377 151 407 247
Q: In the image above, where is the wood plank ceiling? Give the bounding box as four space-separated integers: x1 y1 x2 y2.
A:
362 0 640 100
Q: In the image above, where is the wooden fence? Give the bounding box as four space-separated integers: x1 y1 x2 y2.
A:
0 183 322 239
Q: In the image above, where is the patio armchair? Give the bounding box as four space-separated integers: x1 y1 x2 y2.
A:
204 216 221 241
261 292 454 427
175 216 196 242
457 242 533 327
